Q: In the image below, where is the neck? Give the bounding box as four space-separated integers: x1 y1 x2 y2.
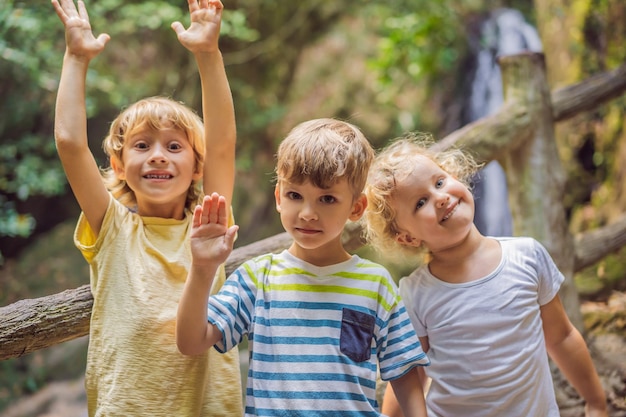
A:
288 241 352 267
428 226 497 283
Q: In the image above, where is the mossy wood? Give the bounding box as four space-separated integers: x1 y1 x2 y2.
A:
1 54 626 361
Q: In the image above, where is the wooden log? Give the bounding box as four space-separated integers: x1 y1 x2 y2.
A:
574 213 626 272
0 285 92 360
552 62 626 122
432 101 531 162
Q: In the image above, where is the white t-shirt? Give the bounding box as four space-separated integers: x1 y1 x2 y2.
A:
400 237 563 417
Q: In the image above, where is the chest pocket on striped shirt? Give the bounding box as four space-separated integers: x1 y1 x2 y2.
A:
340 308 375 362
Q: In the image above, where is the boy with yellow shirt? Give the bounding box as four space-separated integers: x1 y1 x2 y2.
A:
52 0 242 414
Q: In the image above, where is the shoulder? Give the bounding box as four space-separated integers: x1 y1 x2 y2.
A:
496 235 537 249
399 265 429 290
349 256 400 294
497 236 551 258
236 251 291 278
352 255 392 276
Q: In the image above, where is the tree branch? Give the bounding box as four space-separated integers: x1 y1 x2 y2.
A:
552 62 626 122
574 213 626 272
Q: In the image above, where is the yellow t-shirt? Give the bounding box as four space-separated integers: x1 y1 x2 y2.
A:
75 196 242 417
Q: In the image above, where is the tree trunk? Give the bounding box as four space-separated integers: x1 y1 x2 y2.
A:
498 53 582 329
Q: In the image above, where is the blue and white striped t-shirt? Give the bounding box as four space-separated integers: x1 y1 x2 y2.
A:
207 250 429 416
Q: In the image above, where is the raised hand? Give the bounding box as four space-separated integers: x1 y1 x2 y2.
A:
171 0 223 54
51 0 110 61
190 193 238 266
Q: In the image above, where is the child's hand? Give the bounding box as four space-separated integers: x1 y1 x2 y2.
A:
52 0 110 61
171 0 223 54
190 192 238 266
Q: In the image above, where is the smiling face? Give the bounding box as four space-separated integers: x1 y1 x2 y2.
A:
112 125 201 218
391 154 475 253
275 178 366 266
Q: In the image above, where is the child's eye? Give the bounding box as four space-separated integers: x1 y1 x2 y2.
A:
320 195 336 204
286 191 302 200
168 142 183 151
415 198 426 210
436 178 445 188
134 142 149 150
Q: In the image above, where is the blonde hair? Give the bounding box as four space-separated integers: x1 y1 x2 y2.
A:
275 118 374 198
101 96 205 210
364 132 481 263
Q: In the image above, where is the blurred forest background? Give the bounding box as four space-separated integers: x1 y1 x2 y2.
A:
1 0 625 414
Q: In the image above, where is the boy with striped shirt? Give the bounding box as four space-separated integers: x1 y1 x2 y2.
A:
176 118 429 416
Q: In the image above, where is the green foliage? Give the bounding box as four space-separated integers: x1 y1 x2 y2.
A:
0 1 70 256
0 0 257 253
368 1 466 87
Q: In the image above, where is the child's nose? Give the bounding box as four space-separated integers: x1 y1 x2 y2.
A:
149 145 168 164
435 193 450 208
299 203 318 221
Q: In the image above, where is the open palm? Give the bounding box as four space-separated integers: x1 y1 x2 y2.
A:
171 0 223 54
52 0 109 59
190 193 238 267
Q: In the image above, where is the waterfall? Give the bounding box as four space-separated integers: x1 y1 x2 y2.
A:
468 8 542 236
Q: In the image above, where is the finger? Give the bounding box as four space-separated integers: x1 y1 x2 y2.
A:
209 0 223 10
207 192 221 224
187 0 199 14
210 0 224 17
77 0 90 21
51 0 70 23
192 204 203 227
170 21 184 36
217 197 229 226
200 194 215 223
224 225 239 248
96 33 111 46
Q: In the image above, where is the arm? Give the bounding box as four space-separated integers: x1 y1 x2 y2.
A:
382 336 430 417
176 193 238 356
171 0 236 214
387 367 427 417
541 295 608 417
52 0 112 235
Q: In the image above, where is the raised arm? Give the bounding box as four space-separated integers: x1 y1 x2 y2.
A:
52 0 111 234
541 295 608 417
171 0 236 215
176 193 238 356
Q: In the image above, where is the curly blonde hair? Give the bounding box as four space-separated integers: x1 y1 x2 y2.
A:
101 96 205 211
363 132 481 263
275 118 375 198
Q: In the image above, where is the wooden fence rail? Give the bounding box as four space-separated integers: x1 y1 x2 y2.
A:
1 53 626 361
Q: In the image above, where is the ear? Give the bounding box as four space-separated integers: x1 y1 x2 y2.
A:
110 157 126 180
274 184 282 213
192 163 203 181
348 193 367 221
395 231 422 247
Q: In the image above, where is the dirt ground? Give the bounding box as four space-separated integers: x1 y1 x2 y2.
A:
1 294 625 417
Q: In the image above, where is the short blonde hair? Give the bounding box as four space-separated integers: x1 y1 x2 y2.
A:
101 96 205 211
364 133 481 263
275 118 374 198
